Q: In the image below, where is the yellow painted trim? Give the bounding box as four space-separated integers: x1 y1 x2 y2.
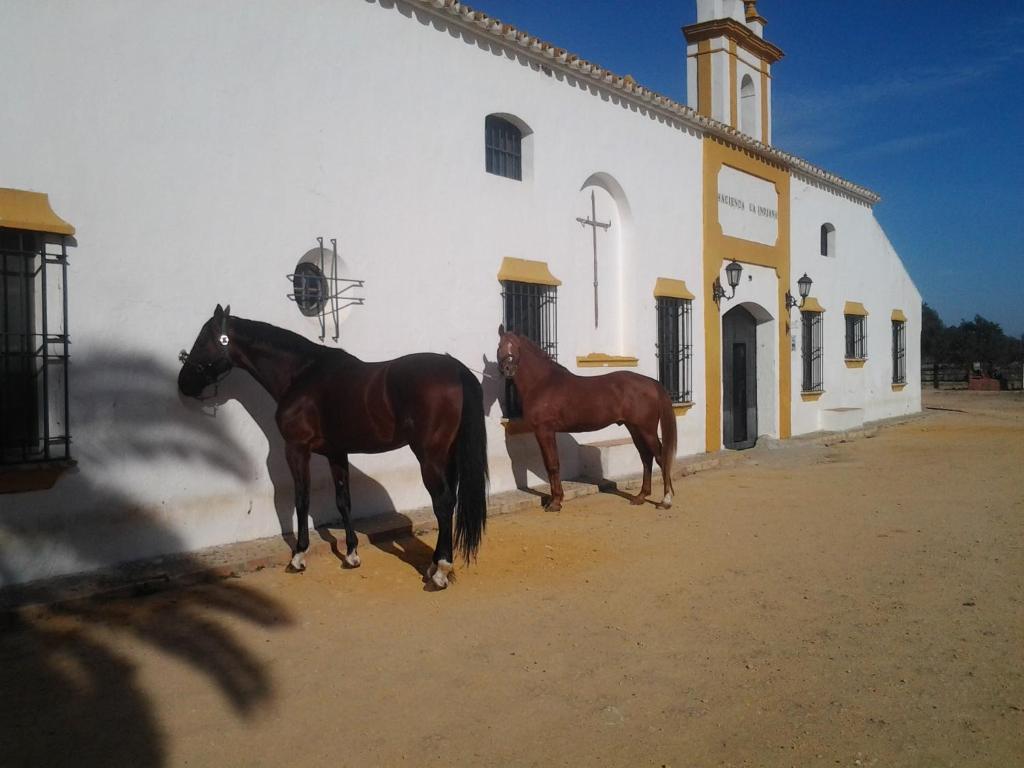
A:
697 39 712 117
0 188 75 235
497 257 561 287
576 353 639 368
500 418 534 435
653 278 695 300
892 383 907 391
845 359 866 369
800 296 825 313
673 402 695 415
891 309 907 322
729 40 738 129
843 301 869 317
760 61 770 144
702 137 791 452
800 391 824 402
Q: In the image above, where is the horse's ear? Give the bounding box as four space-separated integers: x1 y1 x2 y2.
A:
498 324 505 336
224 304 231 317
214 303 223 318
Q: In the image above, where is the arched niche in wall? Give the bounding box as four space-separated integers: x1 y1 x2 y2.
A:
740 74 756 136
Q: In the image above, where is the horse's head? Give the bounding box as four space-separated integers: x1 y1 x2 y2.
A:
178 304 234 398
496 324 521 379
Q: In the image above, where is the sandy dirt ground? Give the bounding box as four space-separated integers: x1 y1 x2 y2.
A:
1 390 1021 767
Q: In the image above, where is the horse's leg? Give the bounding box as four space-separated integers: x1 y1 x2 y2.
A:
286 442 312 571
330 454 360 568
420 454 457 589
534 429 564 512
625 424 655 506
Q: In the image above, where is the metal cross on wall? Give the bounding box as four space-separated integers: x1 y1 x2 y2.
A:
576 190 612 328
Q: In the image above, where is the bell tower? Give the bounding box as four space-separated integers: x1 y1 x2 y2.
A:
683 0 784 144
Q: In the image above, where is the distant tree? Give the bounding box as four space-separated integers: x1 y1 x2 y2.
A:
950 315 1014 375
921 303 946 361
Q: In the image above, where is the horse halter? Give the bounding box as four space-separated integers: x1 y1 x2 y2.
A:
178 313 232 386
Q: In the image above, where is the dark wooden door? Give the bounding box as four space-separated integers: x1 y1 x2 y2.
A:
722 306 758 450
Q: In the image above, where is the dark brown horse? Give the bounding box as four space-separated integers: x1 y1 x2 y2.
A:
178 305 488 588
497 326 676 512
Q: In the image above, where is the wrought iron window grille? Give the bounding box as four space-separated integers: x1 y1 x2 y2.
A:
656 297 693 404
801 310 824 391
845 314 867 360
501 279 557 417
1 228 72 466
286 237 365 342
892 320 907 384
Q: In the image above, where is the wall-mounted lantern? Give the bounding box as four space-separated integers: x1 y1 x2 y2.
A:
712 260 744 304
785 273 813 311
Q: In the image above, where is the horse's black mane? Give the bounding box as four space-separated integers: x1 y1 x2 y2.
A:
509 330 566 372
233 316 357 361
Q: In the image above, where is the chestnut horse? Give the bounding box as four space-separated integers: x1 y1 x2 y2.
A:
497 326 676 511
178 305 488 588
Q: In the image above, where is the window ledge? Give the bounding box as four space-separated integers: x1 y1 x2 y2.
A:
800 390 825 401
576 353 639 368
672 402 695 415
892 382 908 391
0 459 76 494
844 358 867 369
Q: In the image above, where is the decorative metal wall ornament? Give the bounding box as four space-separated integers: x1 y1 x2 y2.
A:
576 190 611 328
286 237 365 342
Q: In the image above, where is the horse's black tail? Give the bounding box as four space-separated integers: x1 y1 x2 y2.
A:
453 364 489 562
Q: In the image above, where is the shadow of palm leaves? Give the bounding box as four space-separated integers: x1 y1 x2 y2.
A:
0 350 294 766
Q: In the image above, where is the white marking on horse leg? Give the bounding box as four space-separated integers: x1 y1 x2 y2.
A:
430 559 453 589
659 491 673 509
290 550 307 571
343 549 361 568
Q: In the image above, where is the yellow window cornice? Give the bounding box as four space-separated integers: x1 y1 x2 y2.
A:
653 278 695 300
891 309 907 322
0 188 75 235
497 257 561 287
843 301 869 317
800 296 825 314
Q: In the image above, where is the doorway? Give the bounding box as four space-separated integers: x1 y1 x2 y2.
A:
722 305 758 449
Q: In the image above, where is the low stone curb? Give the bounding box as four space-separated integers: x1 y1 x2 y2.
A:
0 412 922 612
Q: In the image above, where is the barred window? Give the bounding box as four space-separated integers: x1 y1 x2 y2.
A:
1 227 72 466
502 280 557 417
656 297 692 403
845 314 866 360
801 310 823 392
892 320 906 384
485 115 522 181
820 223 836 257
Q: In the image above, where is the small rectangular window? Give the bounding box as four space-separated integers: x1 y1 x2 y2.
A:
656 297 692 403
801 310 823 391
892 320 906 384
845 314 866 360
485 116 522 181
501 280 557 417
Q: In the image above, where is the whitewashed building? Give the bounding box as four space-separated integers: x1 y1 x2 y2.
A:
0 0 920 586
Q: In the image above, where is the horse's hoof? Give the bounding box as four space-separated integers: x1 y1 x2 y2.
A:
428 560 452 589
629 494 647 506
290 551 307 571
343 551 361 568
546 501 562 512
656 501 673 510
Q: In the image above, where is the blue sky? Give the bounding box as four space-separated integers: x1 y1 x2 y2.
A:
463 0 1024 337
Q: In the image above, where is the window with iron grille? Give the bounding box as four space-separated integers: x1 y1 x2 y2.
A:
892 320 906 384
801 310 823 392
1 227 71 466
501 280 557 417
845 314 866 360
656 297 692 403
485 115 522 181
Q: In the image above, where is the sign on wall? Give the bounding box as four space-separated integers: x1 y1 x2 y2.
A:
717 165 779 246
